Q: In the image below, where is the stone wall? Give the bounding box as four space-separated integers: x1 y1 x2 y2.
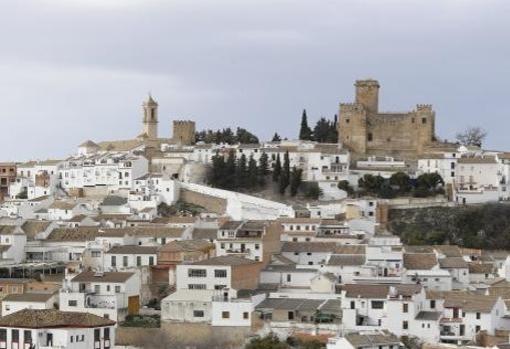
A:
180 188 227 214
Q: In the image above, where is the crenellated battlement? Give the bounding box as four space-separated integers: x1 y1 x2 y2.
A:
340 103 364 113
416 104 433 111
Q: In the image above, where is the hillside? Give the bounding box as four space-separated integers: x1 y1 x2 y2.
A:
389 203 510 249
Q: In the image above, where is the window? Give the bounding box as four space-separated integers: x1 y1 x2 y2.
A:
115 286 121 293
422 118 427 124
188 284 206 290
137 256 142 267
214 285 226 290
243 312 249 319
193 310 204 317
111 256 116 267
371 301 384 309
222 311 230 319
287 274 291 282
24 330 32 344
12 329 19 343
68 300 78 307
91 251 101 258
0 329 6 341
403 321 408 330
368 133 373 142
188 269 207 277
255 244 260 250
214 269 227 278
430 300 436 309
94 329 100 342
288 311 294 320
107 285 111 292
71 336 74 343
350 301 355 309
403 303 408 313
149 256 154 266
475 325 481 333
123 256 128 267
476 312 481 319
104 327 110 340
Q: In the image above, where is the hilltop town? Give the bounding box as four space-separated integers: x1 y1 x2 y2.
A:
1 79 510 349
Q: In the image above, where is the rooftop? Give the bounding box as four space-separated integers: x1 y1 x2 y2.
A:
0 309 115 328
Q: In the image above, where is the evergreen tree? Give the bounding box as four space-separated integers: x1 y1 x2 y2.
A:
236 153 248 188
289 166 303 196
273 154 282 182
312 117 331 142
259 152 269 176
224 150 236 190
271 133 282 142
210 151 226 188
299 109 313 140
247 155 259 188
278 151 291 194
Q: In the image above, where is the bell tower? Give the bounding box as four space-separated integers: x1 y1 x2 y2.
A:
142 94 158 139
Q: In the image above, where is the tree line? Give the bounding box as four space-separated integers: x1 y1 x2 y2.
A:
208 150 269 190
299 109 338 143
195 127 259 145
338 172 445 199
207 150 321 199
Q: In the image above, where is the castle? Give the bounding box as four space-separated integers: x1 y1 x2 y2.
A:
89 95 196 153
338 79 438 158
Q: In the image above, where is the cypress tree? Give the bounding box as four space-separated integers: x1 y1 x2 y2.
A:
299 109 313 140
236 153 247 189
259 152 269 177
273 154 282 182
290 166 303 196
247 155 259 188
278 151 291 194
225 150 236 190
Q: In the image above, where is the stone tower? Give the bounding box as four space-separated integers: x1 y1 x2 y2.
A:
173 120 196 145
142 94 158 140
338 79 437 158
355 79 380 114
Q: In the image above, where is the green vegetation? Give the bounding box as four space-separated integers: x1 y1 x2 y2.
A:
245 334 325 349
195 127 259 144
389 203 510 249
157 201 205 216
354 172 444 199
120 315 160 328
302 182 323 200
207 150 269 191
298 109 338 143
337 180 354 195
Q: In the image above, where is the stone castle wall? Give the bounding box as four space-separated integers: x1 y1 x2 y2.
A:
338 80 436 158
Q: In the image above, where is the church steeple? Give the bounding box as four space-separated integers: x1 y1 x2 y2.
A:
142 94 158 139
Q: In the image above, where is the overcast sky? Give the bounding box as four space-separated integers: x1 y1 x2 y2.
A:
1 0 509 161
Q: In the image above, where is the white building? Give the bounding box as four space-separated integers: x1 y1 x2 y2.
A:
59 270 141 322
0 309 115 349
1 293 57 316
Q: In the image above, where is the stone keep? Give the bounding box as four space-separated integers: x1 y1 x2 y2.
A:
338 79 436 158
173 120 196 146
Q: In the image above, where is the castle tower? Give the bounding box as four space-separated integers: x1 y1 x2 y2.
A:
142 94 158 140
355 79 380 114
173 120 196 145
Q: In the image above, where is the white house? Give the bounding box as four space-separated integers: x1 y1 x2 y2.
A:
0 309 116 349
1 293 57 316
105 245 158 271
60 270 141 322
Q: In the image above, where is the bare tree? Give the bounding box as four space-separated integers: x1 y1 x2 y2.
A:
455 126 487 147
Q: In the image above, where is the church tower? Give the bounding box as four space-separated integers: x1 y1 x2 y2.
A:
142 94 158 139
